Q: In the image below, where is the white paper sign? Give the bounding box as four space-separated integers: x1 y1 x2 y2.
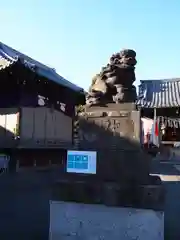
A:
67 150 97 174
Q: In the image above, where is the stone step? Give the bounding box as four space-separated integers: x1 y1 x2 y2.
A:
51 179 165 211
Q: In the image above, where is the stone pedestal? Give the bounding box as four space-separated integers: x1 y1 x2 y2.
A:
49 104 165 240
52 103 165 209
50 103 165 237
78 103 150 184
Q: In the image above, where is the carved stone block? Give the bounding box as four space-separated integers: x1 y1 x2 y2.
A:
78 104 150 184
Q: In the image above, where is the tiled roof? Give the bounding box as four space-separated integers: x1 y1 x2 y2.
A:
0 42 83 93
137 78 180 108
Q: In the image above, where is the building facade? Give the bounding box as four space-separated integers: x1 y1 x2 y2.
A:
137 78 180 148
0 42 85 170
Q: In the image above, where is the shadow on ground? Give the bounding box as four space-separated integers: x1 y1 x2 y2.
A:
0 163 179 239
164 180 180 240
151 160 180 176
151 161 180 240
0 170 60 240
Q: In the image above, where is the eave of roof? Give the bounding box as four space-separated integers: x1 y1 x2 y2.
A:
0 42 84 93
137 78 180 108
140 78 180 84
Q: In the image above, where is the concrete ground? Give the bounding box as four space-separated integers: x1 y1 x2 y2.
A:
151 160 180 239
0 169 58 240
0 162 179 239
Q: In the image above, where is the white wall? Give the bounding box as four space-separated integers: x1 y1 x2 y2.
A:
0 108 19 139
20 107 72 143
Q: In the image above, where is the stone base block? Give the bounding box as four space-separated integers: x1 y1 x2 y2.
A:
52 179 165 211
49 201 164 240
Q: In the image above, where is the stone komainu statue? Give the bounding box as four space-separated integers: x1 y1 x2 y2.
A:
86 49 137 106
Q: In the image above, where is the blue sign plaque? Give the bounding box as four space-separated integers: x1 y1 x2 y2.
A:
67 151 97 174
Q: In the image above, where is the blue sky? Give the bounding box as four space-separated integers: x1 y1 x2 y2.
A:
0 0 180 90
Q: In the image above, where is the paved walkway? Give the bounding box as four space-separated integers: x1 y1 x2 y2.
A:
0 171 56 240
151 160 180 239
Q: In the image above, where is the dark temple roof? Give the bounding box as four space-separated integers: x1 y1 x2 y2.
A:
0 42 83 93
136 78 180 108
